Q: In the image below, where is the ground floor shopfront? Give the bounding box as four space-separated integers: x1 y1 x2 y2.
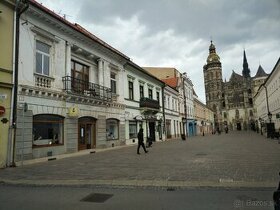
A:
14 92 125 162
124 108 165 145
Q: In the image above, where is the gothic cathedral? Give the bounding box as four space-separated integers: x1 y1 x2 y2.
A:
203 41 268 131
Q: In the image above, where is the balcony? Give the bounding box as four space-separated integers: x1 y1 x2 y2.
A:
62 76 112 101
34 73 54 88
140 97 160 111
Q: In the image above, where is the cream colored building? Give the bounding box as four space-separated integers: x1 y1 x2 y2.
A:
194 92 214 135
254 57 280 134
0 0 15 168
144 67 195 137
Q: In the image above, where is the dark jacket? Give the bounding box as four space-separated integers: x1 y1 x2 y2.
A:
137 130 144 143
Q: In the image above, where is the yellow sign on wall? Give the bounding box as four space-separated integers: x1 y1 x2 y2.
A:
68 106 79 117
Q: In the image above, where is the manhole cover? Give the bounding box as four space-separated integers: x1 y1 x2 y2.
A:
195 153 207 156
81 193 113 203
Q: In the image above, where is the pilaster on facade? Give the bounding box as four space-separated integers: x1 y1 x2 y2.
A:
13 1 134 163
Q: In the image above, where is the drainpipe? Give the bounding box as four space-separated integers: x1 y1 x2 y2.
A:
182 74 188 138
10 0 29 166
263 85 270 117
161 84 166 137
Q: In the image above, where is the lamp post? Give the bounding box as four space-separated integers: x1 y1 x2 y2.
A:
268 112 272 123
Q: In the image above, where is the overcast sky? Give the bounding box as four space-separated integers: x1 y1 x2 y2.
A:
38 0 280 102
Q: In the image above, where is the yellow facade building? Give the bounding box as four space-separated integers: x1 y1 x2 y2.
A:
0 0 15 168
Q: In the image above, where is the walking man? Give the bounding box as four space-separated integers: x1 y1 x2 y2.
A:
137 128 148 154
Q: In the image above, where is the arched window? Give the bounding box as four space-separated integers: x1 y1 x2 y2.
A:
33 114 64 146
106 118 119 140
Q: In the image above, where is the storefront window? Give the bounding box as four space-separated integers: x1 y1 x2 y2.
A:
129 121 137 139
33 114 64 146
106 119 119 140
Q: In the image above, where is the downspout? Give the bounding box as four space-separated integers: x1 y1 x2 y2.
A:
161 84 166 136
183 76 188 138
11 0 29 166
7 2 18 167
263 85 270 115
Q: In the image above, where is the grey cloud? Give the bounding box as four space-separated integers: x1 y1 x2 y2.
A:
78 0 280 44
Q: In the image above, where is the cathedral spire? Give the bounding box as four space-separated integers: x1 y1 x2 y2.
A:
242 50 251 78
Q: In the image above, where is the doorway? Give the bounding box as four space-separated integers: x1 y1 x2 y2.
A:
149 122 155 141
236 122 241 130
78 117 96 150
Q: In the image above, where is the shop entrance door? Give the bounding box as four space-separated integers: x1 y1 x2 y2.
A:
78 117 96 150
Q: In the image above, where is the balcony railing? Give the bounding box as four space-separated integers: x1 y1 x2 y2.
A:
140 97 160 110
62 76 112 101
34 73 54 88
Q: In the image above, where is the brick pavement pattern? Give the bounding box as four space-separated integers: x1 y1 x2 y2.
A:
0 131 279 188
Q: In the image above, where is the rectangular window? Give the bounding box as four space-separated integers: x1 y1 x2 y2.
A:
129 121 137 139
33 115 64 146
128 81 134 100
156 91 160 102
36 40 50 75
148 89 153 99
110 72 117 94
71 60 89 93
139 85 144 99
106 119 119 140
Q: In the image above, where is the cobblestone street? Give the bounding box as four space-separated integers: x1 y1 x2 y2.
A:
0 131 279 188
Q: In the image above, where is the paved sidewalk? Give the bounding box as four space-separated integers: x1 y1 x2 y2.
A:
0 131 279 189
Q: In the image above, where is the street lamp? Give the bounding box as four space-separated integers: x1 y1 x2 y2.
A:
268 112 272 123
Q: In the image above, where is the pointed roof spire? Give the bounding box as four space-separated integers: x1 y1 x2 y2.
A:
242 50 251 78
254 65 268 78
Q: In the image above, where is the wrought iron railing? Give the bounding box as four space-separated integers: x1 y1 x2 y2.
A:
62 76 112 101
139 97 160 109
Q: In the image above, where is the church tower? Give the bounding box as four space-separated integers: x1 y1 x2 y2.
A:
203 41 223 129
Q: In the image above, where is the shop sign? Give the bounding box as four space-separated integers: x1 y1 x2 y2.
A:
68 106 79 117
0 94 7 101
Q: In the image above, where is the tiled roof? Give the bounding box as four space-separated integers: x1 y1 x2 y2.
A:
29 0 130 60
161 77 178 88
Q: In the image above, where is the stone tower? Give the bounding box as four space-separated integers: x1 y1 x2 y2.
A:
203 41 223 128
